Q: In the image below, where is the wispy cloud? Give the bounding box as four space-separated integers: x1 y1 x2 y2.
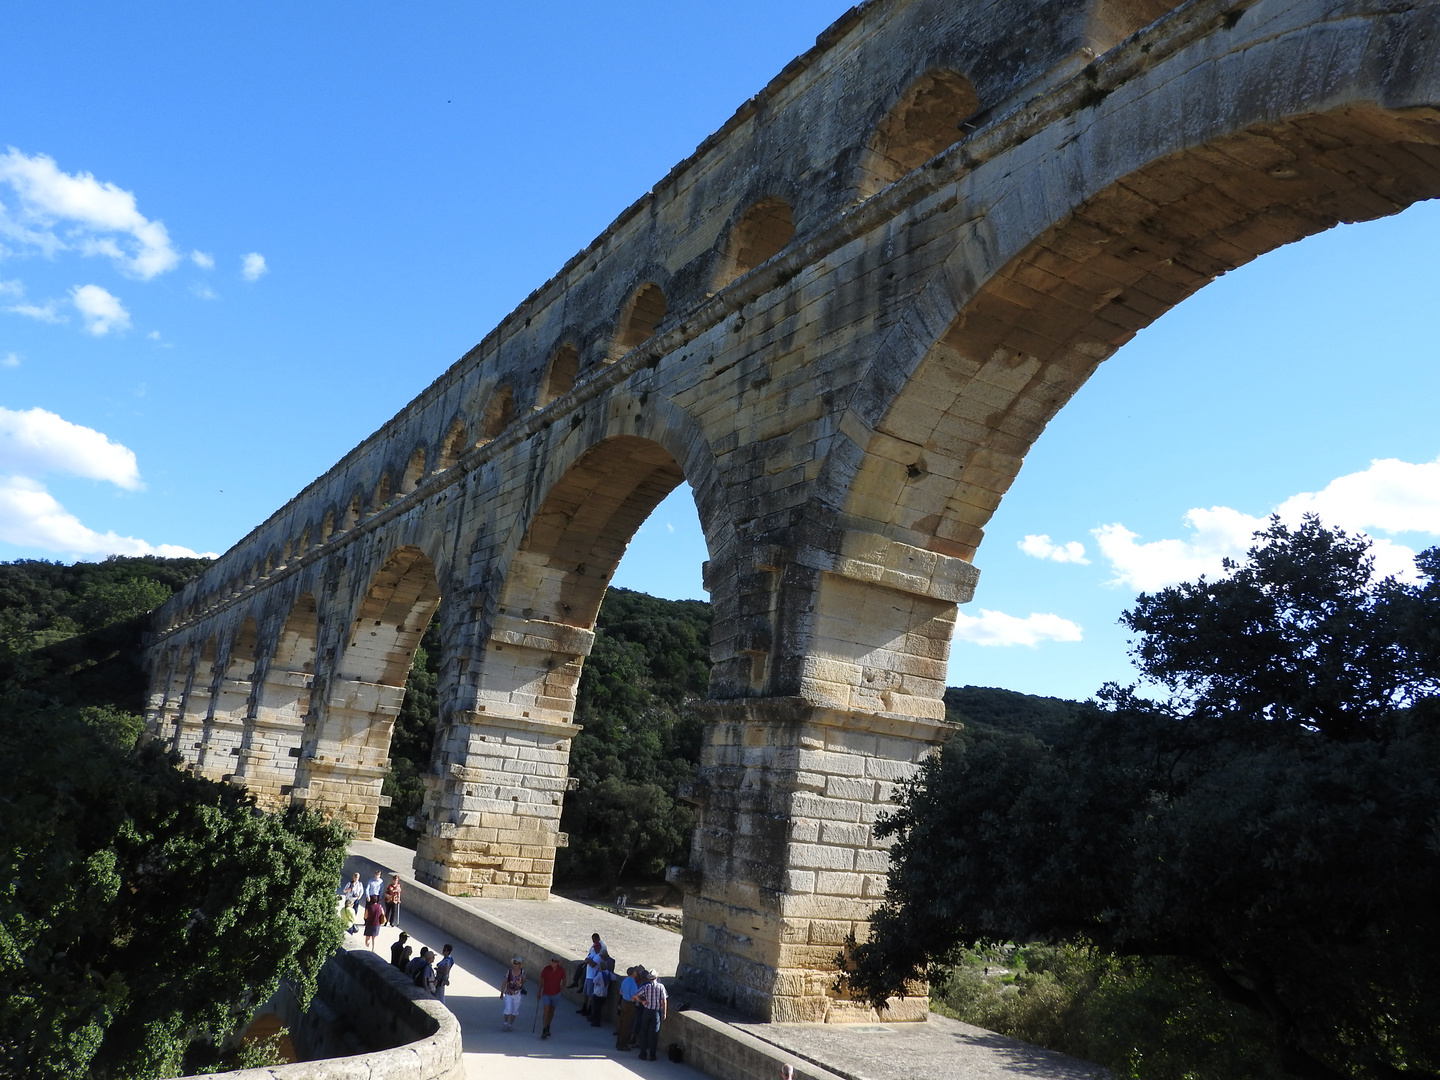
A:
71 284 130 336
190 249 214 269
1093 456 1440 591
191 282 218 301
9 298 65 323
1018 533 1090 565
1 352 18 368
953 609 1083 647
241 252 267 281
0 148 180 279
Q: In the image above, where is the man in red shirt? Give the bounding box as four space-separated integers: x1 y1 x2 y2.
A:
538 956 567 1039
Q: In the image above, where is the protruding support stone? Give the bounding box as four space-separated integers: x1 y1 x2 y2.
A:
673 697 955 1023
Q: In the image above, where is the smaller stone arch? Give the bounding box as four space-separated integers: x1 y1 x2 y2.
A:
319 509 336 546
341 494 362 532
371 472 393 514
479 385 515 444
714 197 796 290
1086 0 1178 52
435 418 467 472
608 282 667 361
175 635 219 768
235 592 318 808
400 446 426 493
857 69 980 199
298 524 312 553
540 343 580 407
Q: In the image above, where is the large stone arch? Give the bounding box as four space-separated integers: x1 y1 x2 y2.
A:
414 410 729 895
292 546 442 840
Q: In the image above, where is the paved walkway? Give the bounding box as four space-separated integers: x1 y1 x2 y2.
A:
349 840 1108 1080
366 908 702 1080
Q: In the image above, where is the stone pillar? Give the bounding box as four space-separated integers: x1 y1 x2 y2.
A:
292 675 405 840
197 672 251 780
673 700 951 1022
675 523 978 1021
412 612 589 897
233 664 311 809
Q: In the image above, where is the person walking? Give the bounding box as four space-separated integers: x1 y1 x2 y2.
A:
631 967 668 1061
501 955 526 1031
434 944 456 1003
615 965 639 1050
365 869 384 907
362 894 387 950
383 873 403 928
343 872 365 916
539 956 567 1040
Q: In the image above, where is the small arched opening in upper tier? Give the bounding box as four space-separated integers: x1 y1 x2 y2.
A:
436 418 467 472
608 283 667 362
479 386 515 444
541 343 580 406
400 446 426 494
1086 0 1179 52
341 494 361 532
857 69 980 200
713 198 796 290
370 472 393 515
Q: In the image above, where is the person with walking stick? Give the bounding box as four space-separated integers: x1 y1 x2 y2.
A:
538 956 566 1039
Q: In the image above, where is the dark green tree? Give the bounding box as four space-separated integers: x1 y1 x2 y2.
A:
558 588 709 885
377 622 441 846
850 518 1440 1080
0 690 349 1079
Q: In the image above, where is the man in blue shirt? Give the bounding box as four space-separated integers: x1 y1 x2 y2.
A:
616 966 640 1050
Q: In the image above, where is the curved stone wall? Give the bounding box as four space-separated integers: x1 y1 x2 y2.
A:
194 941 463 1080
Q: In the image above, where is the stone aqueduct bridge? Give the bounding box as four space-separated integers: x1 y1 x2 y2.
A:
144 0 1440 1024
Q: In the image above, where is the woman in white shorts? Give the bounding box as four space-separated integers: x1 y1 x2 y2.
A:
501 956 526 1031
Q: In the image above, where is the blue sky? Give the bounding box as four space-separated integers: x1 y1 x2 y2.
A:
3 3 1437 701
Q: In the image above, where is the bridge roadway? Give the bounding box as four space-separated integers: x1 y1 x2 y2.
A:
348 840 1107 1080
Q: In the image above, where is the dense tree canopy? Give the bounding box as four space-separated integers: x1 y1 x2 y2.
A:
0 687 349 1079
850 519 1440 1080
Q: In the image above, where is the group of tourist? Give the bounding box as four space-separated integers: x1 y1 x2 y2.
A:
337 869 676 1062
556 931 670 1059
338 869 404 950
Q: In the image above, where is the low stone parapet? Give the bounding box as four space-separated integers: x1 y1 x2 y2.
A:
192 939 463 1080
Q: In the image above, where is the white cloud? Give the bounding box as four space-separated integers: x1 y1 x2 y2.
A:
71 283 130 335
1277 456 1440 536
241 252 267 281
1 352 18 368
1018 533 1090 565
191 282 218 301
9 299 64 323
953 608 1083 647
190 249 214 269
0 148 179 279
1093 457 1440 592
0 279 21 297
0 474 213 558
0 405 142 489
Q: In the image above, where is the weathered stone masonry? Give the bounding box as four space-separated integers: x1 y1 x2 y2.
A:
144 0 1440 1024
